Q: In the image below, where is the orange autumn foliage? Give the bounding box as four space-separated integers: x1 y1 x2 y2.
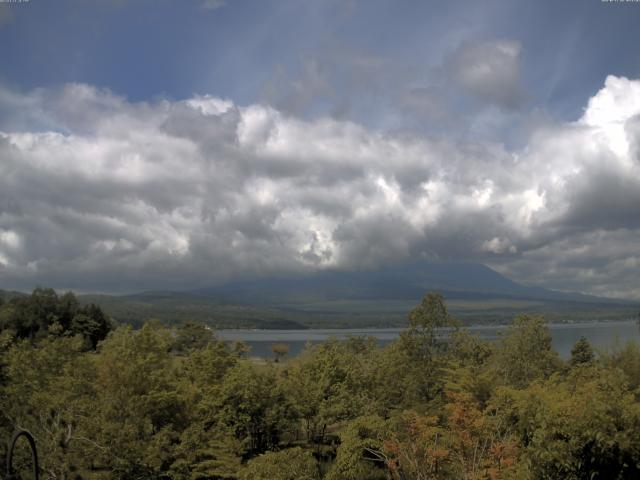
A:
381 392 518 480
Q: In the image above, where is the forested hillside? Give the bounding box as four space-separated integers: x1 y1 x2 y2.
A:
2 289 640 479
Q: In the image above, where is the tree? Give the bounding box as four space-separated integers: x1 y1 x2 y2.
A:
205 362 296 456
71 303 112 349
170 337 244 479
444 329 496 407
173 321 215 354
569 336 595 367
170 423 243 480
377 293 459 408
494 314 560 388
286 339 375 444
599 340 640 390
383 411 453 480
0 289 111 349
56 291 80 332
377 394 520 480
444 391 519 479
402 292 458 363
0 288 59 340
497 367 640 479
181 340 238 388
272 342 290 362
85 323 188 477
326 415 387 480
239 447 318 480
1 335 95 478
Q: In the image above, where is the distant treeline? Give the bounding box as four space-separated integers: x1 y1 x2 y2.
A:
5 285 635 331
1 289 640 479
0 287 111 348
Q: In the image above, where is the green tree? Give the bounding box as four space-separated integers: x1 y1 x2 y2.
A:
495 367 640 479
173 321 215 354
376 293 458 409
443 329 496 407
170 422 243 480
181 340 238 389
71 303 112 349
402 292 458 362
56 291 80 332
205 362 296 456
0 288 59 340
326 415 387 480
170 339 244 479
600 340 640 390
286 339 376 444
1 335 95 478
0 288 111 349
238 447 318 480
85 323 188 478
494 314 561 388
569 336 595 367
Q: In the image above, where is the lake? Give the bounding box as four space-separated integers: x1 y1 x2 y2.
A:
218 320 640 359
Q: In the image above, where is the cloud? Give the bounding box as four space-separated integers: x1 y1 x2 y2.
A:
447 39 525 109
0 5 14 29
201 0 227 10
397 87 449 122
0 76 640 297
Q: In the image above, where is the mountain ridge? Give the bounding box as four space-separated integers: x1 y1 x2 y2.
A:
191 260 631 306
2 261 638 328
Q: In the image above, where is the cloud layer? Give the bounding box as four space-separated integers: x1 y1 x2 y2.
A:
1 76 639 297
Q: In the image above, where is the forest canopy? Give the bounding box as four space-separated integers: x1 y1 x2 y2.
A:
1 290 640 479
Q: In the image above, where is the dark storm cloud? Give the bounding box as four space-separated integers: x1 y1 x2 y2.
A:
493 229 640 300
1 75 640 297
558 166 640 231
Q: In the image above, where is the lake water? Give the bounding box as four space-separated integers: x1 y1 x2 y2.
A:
218 320 640 359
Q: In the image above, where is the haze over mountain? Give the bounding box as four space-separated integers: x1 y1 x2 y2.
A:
194 261 624 306
53 261 636 329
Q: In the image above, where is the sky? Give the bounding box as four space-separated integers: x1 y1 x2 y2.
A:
0 0 640 298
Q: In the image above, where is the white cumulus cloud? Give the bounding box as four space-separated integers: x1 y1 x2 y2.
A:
0 77 639 297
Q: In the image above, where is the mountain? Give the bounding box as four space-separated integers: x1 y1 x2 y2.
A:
179 261 638 327
193 261 623 306
27 261 635 329
0 289 28 302
78 291 309 330
3 263 637 328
